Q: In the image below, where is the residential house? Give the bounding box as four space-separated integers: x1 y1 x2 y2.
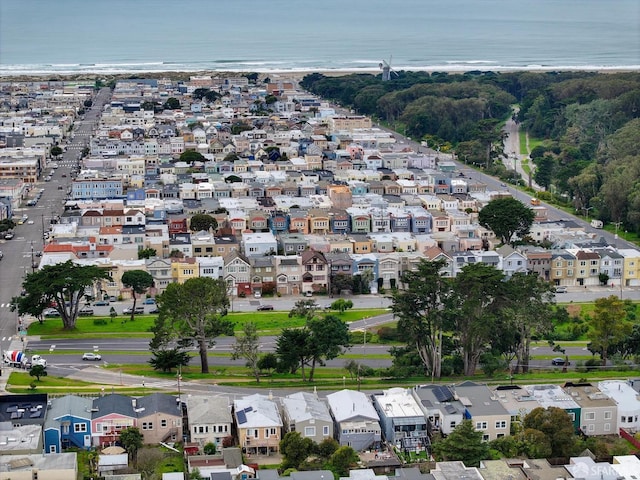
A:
411 385 464 436
573 249 601 286
224 251 251 297
191 230 217 257
550 250 576 287
453 381 512 441
274 255 303 296
372 388 429 453
250 256 275 295
523 385 581 431
562 383 617 436
278 233 308 256
187 395 233 448
234 394 283 455
214 236 240 258
171 257 199 283
242 231 277 257
146 258 172 294
518 246 551 282
91 394 137 447
496 245 528 278
301 250 329 294
594 247 624 286
197 256 225 280
326 389 381 451
44 394 93 453
598 380 640 433
137 393 183 444
376 254 401 289
281 392 333 444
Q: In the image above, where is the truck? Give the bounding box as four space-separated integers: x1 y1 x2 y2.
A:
591 219 604 229
3 351 47 369
530 198 541 206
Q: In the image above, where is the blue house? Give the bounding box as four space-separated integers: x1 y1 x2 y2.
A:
44 395 93 453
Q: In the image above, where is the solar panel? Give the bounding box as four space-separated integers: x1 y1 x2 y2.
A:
433 386 452 402
244 406 253 413
444 405 457 414
237 410 247 425
421 399 433 408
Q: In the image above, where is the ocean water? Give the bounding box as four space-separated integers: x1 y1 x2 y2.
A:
1 0 639 75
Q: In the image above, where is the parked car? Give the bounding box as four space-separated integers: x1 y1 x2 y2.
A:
123 306 145 314
143 298 156 304
254 291 262 298
148 306 159 314
257 305 274 311
82 353 102 361
555 286 568 293
43 308 60 317
551 357 570 366
4 232 14 240
78 307 94 316
94 300 109 306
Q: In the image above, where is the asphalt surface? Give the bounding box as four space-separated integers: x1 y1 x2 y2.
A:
0 87 111 353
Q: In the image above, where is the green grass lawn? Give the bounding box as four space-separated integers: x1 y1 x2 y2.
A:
27 308 389 338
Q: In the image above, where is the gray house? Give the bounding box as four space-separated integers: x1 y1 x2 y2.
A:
372 388 429 453
281 392 333 444
326 389 381 451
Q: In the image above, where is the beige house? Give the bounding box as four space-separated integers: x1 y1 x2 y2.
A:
234 394 282 455
455 381 511 441
563 383 617 436
187 396 233 447
137 393 182 444
0 453 77 480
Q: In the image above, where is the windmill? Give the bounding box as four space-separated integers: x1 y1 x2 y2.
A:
379 56 398 81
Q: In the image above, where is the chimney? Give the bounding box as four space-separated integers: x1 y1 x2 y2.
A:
132 398 137 408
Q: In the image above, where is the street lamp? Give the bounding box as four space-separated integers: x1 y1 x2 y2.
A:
583 206 594 223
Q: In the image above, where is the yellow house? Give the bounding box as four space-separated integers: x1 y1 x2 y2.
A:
620 248 640 286
171 258 199 283
350 235 373 254
234 394 282 455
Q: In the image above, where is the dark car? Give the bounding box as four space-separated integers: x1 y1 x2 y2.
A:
94 300 110 306
257 305 274 311
551 357 570 366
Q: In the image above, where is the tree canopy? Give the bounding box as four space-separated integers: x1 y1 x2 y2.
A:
478 197 535 245
231 322 262 382
179 150 206 164
432 419 489 467
151 277 233 373
189 214 218 233
523 407 577 458
13 260 110 329
121 269 154 322
588 295 632 366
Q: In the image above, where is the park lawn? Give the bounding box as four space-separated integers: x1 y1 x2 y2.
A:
27 308 389 338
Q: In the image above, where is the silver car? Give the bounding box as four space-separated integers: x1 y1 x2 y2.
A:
82 352 102 361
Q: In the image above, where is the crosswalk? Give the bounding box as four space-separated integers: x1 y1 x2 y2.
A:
0 303 15 308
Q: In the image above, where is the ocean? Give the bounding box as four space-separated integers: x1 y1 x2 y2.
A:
1 0 639 76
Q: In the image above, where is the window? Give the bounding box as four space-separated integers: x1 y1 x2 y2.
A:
49 445 57 453
449 421 456 429
142 422 153 430
323 426 330 436
495 421 506 429
304 426 316 437
74 423 87 433
161 419 167 428
569 412 576 422
482 434 489 441
604 411 612 420
475 421 487 430
584 412 595 421
604 423 611 432
588 424 595 432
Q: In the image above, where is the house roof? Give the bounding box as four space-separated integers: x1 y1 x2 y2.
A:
281 392 332 424
326 389 379 423
186 395 232 425
92 393 136 419
233 394 282 429
45 394 92 430
138 393 181 418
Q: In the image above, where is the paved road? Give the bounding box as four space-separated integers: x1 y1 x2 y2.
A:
0 87 111 355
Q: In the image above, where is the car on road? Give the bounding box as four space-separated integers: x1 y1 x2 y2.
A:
0 251 3 260
61 174 67 178
26 220 34 225
82 353 102 361
500 182 507 187
143 298 156 304
148 306 159 314
43 308 60 317
555 286 568 293
94 300 109 306
78 307 94 316
551 357 570 366
257 305 274 311
4 232 14 240
123 306 145 314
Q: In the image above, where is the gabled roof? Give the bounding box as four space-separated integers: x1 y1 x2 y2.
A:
326 389 379 423
92 394 136 419
137 393 181 418
282 392 332 424
45 395 93 430
187 395 232 425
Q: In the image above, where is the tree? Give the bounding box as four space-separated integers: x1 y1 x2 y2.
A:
29 364 47 381
148 347 191 373
280 431 314 470
275 328 311 378
189 214 218 233
203 442 217 455
179 150 206 164
330 298 353 314
121 270 154 322
120 427 144 466
306 315 351 382
257 353 278 378
588 295 631 366
503 272 556 373
390 259 451 379
432 420 489 467
50 146 63 158
523 407 577 458
478 197 535 246
13 260 110 329
288 299 319 321
137 247 157 259
164 97 180 110
316 437 339 459
450 263 507 376
151 277 233 374
231 322 261 382
328 446 359 477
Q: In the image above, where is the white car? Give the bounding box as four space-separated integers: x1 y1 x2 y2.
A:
82 352 102 361
27 220 34 225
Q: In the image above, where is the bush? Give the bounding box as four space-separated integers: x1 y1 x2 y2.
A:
585 358 601 372
203 442 217 455
377 326 401 342
93 318 108 326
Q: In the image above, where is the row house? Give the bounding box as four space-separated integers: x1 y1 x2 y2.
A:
234 394 283 455
281 392 334 444
326 389 381 452
274 255 303 296
301 249 329 294
373 388 429 452
187 396 233 448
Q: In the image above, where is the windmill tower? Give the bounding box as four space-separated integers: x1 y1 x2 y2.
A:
379 56 397 81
